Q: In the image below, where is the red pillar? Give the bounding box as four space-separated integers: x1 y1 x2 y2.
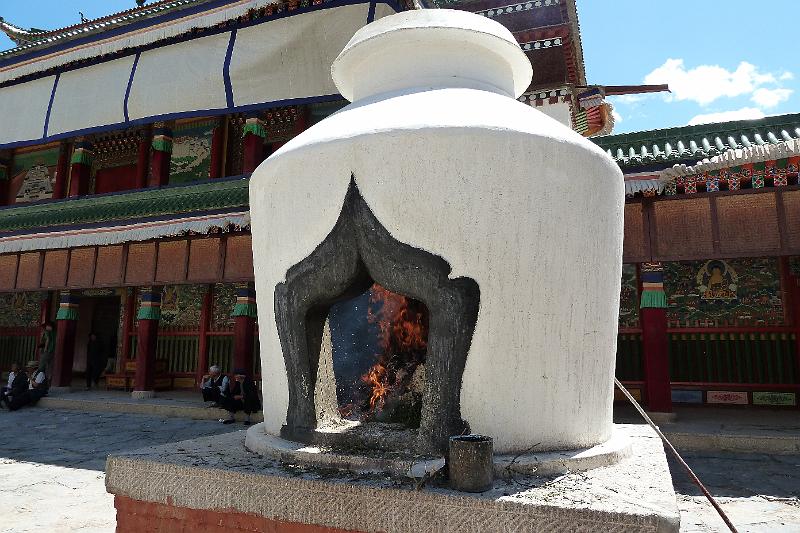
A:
232 283 257 373
68 141 93 197
133 287 161 398
52 291 80 388
639 262 672 413
209 118 225 179
242 117 266 174
0 159 9 205
135 127 152 190
149 126 172 187
52 142 70 199
197 287 212 384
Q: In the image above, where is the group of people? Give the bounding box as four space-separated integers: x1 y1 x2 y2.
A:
0 360 49 411
200 365 261 425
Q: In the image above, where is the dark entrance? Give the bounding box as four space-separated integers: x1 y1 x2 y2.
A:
75 294 121 387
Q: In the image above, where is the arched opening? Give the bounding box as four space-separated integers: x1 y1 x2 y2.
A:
274 178 480 453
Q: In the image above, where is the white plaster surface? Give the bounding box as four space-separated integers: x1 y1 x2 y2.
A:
249 10 624 453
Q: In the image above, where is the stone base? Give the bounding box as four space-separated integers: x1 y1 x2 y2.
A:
130 390 155 399
245 423 633 478
647 411 677 425
106 424 680 532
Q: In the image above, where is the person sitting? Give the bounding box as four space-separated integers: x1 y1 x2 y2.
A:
1 362 18 396
0 363 26 409
6 361 47 411
219 369 261 425
200 365 228 406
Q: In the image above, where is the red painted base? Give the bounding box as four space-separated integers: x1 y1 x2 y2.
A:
114 495 364 533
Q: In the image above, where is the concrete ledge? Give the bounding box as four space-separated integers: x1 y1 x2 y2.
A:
106 424 680 533
646 412 677 425
130 390 155 400
245 424 633 478
664 431 800 455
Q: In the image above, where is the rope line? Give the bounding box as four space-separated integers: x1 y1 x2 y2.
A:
614 378 739 533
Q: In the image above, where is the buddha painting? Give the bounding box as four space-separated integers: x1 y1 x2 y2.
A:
697 260 737 301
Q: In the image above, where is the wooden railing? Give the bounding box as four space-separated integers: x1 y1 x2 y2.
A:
668 330 798 386
0 329 38 371
616 331 643 381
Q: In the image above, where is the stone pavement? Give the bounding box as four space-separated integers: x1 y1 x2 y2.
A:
0 407 240 533
669 450 800 532
0 405 798 532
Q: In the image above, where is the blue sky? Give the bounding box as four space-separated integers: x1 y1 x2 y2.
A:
1 1 797 134
579 0 799 133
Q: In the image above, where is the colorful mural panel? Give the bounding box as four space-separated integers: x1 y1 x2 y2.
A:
0 292 43 328
10 147 59 203
159 284 206 330
169 119 216 185
619 264 639 329
664 258 784 327
211 283 236 331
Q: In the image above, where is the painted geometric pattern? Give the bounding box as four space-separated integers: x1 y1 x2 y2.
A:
618 264 639 329
664 257 784 327
211 283 236 331
10 147 59 203
0 292 43 328
159 284 205 330
169 119 215 185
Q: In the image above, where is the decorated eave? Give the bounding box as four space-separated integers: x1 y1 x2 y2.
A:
0 177 249 254
0 1 207 54
432 0 614 136
592 113 800 197
0 0 401 150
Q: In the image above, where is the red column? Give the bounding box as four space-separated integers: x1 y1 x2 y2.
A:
135 128 152 190
197 287 212 384
0 159 9 205
51 291 80 388
209 118 226 179
149 126 172 187
232 283 257 373
68 141 93 197
52 142 70 199
133 287 161 398
242 117 266 174
120 289 136 374
639 262 672 413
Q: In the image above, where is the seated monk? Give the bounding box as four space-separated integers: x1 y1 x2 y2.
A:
219 369 261 426
7 361 48 411
200 365 228 407
0 363 27 409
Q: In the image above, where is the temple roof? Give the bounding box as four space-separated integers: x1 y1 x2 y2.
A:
593 113 800 170
0 176 248 234
0 0 209 58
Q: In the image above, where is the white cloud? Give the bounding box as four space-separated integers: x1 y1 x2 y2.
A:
751 87 793 108
643 59 787 106
612 109 623 123
687 107 765 126
780 72 794 81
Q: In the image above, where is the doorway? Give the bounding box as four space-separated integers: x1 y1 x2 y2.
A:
74 295 122 385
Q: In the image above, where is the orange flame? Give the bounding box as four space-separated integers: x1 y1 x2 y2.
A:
360 284 428 414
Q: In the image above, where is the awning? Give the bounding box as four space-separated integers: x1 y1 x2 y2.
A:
0 0 398 148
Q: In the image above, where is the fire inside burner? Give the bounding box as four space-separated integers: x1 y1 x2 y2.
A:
328 283 428 427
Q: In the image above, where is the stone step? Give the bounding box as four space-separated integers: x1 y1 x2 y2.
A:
37 395 264 423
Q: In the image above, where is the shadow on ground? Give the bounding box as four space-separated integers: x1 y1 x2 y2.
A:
0 407 241 471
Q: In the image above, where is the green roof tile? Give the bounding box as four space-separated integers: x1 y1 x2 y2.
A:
0 177 248 233
592 113 800 169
